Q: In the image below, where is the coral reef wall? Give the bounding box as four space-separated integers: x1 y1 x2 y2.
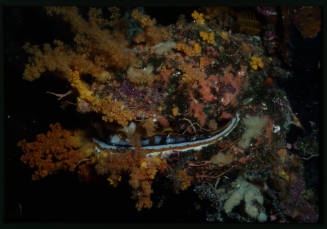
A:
5 6 321 223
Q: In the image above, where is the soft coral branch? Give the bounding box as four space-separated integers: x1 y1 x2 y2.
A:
18 123 92 180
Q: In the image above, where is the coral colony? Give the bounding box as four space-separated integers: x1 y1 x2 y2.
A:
17 7 319 222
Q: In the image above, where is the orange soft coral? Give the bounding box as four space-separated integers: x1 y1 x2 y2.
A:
23 41 110 82
23 7 139 82
92 95 133 127
95 149 167 211
18 123 91 180
143 118 157 137
131 8 171 46
129 156 167 210
175 169 193 192
131 8 156 27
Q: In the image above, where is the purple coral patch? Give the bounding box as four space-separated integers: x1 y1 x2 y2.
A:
120 80 147 98
224 84 236 94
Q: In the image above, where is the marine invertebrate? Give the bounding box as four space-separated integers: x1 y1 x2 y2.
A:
197 79 218 103
220 177 267 222
200 31 215 45
18 123 93 180
179 64 206 84
92 95 133 126
189 101 206 127
92 113 240 157
281 176 319 223
175 42 194 56
192 10 205 25
129 155 168 210
220 31 229 40
238 115 268 149
95 148 167 211
175 169 193 192
250 56 264 70
131 8 171 45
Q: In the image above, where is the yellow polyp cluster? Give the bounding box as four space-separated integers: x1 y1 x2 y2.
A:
179 63 206 83
175 43 193 56
192 43 202 55
69 70 95 103
200 31 215 45
131 9 156 27
107 177 115 185
199 57 205 68
93 71 111 82
176 169 193 192
175 42 201 56
250 56 264 70
93 95 133 126
191 10 205 25
172 106 180 116
280 170 290 181
140 160 148 168
220 31 229 40
107 175 122 187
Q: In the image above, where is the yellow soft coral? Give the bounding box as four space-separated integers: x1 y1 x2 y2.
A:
280 170 290 181
250 56 264 70
220 31 229 40
179 64 206 83
192 10 205 25
175 42 202 56
69 70 95 103
172 106 180 116
192 43 202 55
131 9 156 27
175 42 193 56
200 31 215 45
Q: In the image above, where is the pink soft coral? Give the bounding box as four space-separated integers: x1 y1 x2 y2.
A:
190 101 206 126
198 79 218 103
